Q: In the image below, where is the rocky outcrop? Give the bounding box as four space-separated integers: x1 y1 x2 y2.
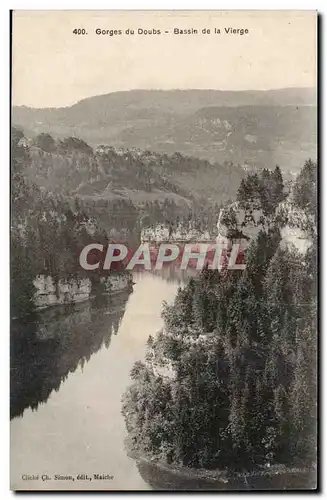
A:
276 201 315 254
33 273 133 310
141 223 213 243
33 276 91 310
147 330 216 382
217 198 314 255
276 200 316 236
280 226 312 254
216 201 268 249
99 273 133 294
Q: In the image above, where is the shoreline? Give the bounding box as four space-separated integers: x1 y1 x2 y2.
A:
127 446 316 487
11 284 134 321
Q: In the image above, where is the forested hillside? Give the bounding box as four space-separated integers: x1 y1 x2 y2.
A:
12 128 106 316
16 129 244 205
122 160 317 473
11 127 237 317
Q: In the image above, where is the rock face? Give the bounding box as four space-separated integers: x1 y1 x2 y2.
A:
217 198 314 255
141 189 315 256
99 273 133 294
216 201 267 249
33 276 91 310
276 201 315 254
147 331 217 382
276 200 316 235
280 226 312 254
141 223 214 243
33 273 133 310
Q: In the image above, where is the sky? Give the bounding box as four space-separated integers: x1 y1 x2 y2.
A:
12 10 317 108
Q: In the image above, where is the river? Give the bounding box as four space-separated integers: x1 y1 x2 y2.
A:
10 270 316 491
10 271 181 491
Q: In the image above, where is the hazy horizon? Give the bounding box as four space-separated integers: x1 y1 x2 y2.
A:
12 85 316 110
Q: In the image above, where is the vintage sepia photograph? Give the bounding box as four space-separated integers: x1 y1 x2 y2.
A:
10 10 317 491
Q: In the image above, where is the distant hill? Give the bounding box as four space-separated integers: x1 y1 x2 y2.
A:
13 88 317 174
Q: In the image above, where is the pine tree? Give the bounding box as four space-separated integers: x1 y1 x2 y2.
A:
271 165 284 207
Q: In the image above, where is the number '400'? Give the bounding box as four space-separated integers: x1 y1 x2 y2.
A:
73 29 87 35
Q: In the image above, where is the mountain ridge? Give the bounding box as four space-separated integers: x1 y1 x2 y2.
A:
13 88 317 174
14 87 316 111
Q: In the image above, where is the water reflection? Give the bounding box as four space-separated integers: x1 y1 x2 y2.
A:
10 271 316 491
10 291 131 420
150 265 199 284
11 273 180 490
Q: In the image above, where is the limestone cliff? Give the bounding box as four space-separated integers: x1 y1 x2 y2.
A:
216 201 268 251
216 196 314 255
141 222 214 243
33 273 133 310
276 200 315 254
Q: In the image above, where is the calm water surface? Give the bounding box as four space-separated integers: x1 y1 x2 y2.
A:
10 272 180 490
10 270 315 491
